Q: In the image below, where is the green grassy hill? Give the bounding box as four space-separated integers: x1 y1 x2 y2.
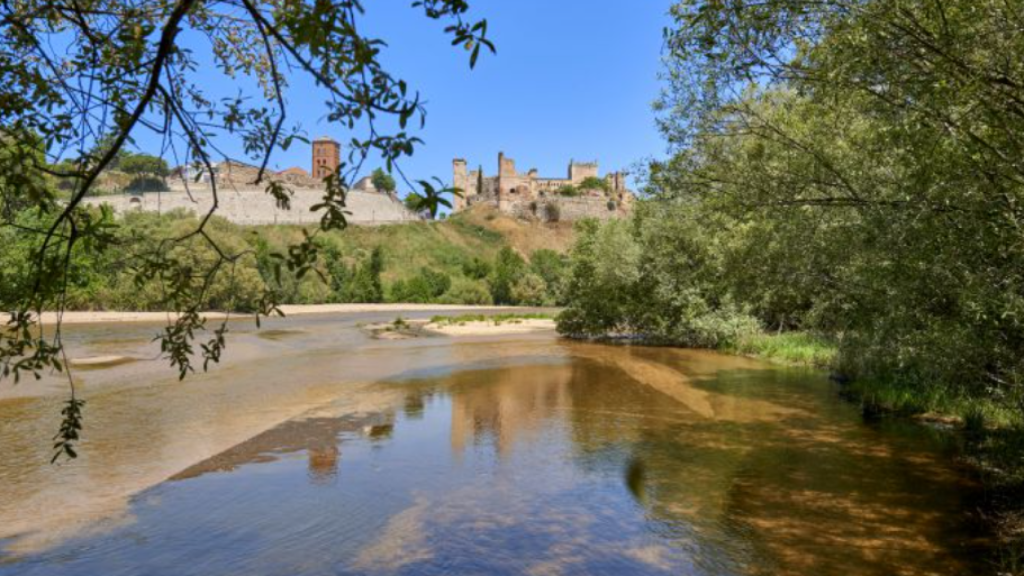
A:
261 204 575 285
255 204 576 306
0 203 577 311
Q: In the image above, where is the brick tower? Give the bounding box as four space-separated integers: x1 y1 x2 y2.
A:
312 136 341 179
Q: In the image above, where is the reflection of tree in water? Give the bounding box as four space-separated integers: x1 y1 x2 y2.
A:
172 414 394 488
403 393 427 420
307 444 340 485
442 364 574 456
373 349 981 576
559 351 983 576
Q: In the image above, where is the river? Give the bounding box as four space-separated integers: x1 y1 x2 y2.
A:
0 310 986 575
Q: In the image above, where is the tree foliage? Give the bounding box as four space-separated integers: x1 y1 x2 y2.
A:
577 176 609 193
562 0 1024 420
0 0 494 460
488 246 525 305
371 168 397 193
119 153 169 177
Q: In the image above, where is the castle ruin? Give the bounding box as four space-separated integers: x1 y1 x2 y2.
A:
82 137 419 226
453 153 633 221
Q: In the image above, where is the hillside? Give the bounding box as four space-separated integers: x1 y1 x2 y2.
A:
258 203 575 284
0 203 577 312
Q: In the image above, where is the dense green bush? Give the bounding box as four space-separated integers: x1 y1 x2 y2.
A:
511 273 547 307
461 257 491 280
348 247 385 303
439 277 493 305
527 249 567 305
557 212 762 348
577 176 609 192
1 201 564 311
388 267 451 303
556 0 1024 435
0 208 267 312
488 246 525 305
125 176 169 193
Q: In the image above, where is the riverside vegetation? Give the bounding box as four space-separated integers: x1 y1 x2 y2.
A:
0 204 571 312
556 0 1024 565
0 0 497 462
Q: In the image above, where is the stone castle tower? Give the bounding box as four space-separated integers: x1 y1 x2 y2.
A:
452 152 633 219
312 136 341 179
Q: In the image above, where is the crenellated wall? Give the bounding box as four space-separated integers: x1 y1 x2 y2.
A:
452 152 635 221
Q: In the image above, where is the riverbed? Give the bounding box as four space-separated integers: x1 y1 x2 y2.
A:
0 309 986 575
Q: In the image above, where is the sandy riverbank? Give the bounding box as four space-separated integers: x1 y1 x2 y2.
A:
426 318 556 336
33 304 523 326
363 317 557 340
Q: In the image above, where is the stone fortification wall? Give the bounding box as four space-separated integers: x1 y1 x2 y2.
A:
81 185 420 227
503 196 630 222
453 152 635 218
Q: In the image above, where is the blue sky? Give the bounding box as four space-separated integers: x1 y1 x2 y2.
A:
144 1 673 189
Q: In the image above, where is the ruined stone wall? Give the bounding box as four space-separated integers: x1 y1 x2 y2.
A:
568 162 599 183
504 196 629 222
81 186 421 226
454 152 635 221
452 159 469 210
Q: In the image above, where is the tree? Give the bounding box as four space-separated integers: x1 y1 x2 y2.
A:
604 0 1024 413
0 0 494 461
528 249 566 304
461 257 491 280
489 246 525 305
371 168 396 193
577 176 609 193
511 273 546 307
388 268 451 303
404 192 426 214
119 154 170 177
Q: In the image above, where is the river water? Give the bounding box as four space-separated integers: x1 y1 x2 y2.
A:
0 312 986 575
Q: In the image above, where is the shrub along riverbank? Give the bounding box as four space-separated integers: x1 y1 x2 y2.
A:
556 210 1024 565
554 2 1024 565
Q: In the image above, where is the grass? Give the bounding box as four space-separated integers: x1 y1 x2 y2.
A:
727 331 837 367
257 205 574 289
725 330 1024 430
845 377 1024 430
429 312 554 327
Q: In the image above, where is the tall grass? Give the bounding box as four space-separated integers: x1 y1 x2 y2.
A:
726 331 837 367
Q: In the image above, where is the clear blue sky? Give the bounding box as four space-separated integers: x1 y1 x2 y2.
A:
145 1 673 190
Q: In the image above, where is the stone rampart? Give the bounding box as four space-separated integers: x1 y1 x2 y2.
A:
81 185 420 227
504 196 628 222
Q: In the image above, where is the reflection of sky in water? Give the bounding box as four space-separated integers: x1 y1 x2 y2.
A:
1 348 985 576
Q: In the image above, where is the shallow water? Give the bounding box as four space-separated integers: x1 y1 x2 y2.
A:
0 317 986 575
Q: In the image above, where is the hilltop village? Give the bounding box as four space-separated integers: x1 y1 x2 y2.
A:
82 141 634 225
82 138 419 226
453 153 634 221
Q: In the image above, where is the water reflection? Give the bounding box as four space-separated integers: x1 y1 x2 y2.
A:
447 362 572 455
0 342 986 576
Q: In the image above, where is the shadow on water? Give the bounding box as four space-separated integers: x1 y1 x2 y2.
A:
0 342 990 576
